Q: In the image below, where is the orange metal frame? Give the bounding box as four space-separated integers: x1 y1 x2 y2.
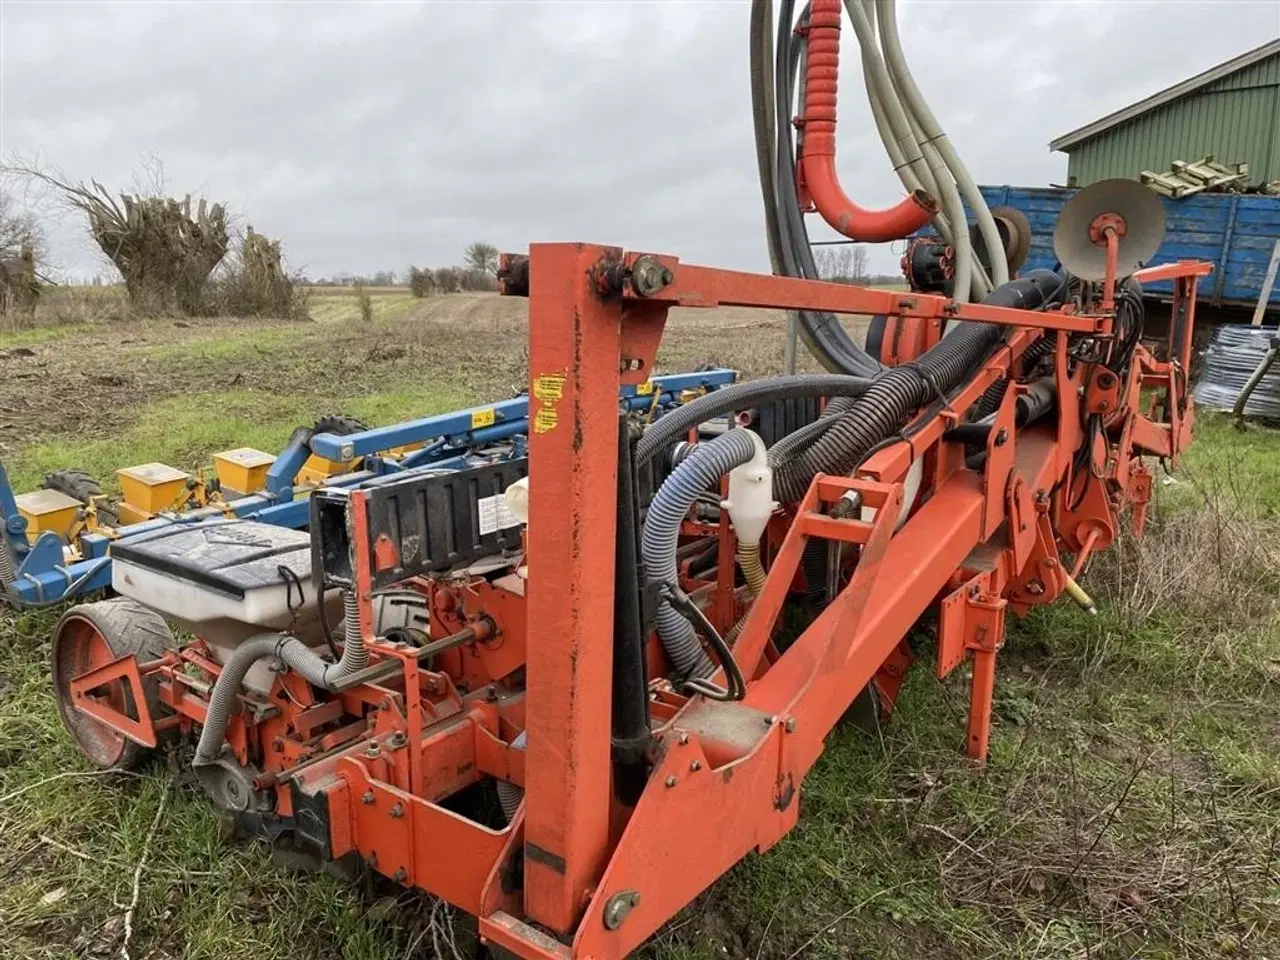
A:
67 247 1209 959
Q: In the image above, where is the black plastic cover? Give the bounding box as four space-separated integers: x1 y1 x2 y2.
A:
313 458 529 589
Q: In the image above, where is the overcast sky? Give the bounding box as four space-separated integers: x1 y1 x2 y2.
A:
2 1 1277 280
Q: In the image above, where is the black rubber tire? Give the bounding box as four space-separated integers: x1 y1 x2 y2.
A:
51 598 174 770
42 467 119 528
312 414 370 437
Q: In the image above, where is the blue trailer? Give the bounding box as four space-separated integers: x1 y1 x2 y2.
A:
974 185 1280 314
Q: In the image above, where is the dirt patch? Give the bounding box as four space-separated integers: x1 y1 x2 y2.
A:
0 295 868 455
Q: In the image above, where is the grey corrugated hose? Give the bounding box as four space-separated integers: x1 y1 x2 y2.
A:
641 429 761 680
194 591 368 765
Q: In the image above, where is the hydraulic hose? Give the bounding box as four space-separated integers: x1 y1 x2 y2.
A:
972 335 1055 421
634 373 872 466
642 430 761 679
612 416 650 806
194 591 369 765
802 0 936 241
772 271 1065 503
845 0 982 302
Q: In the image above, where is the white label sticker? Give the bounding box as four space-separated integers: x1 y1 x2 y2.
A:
478 493 521 535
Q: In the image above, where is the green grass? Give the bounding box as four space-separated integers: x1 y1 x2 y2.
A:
306 293 417 325
0 324 95 349
6 381 470 494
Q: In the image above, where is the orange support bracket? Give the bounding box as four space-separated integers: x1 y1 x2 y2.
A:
69 654 158 748
523 243 627 936
937 573 1007 762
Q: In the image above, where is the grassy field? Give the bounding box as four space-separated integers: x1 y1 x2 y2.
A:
1 298 1278 959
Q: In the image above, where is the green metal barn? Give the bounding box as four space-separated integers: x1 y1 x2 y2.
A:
1051 38 1280 187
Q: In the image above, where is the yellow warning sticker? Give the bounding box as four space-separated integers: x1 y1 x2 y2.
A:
533 373 566 402
635 380 654 396
470 407 496 429
533 407 559 434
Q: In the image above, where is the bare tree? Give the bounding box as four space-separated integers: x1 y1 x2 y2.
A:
206 226 307 319
0 189 43 263
9 165 227 315
0 189 43 317
409 266 437 298
463 242 499 275
850 245 869 283
814 244 869 284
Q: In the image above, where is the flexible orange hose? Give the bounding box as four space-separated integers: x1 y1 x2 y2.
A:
801 0 936 242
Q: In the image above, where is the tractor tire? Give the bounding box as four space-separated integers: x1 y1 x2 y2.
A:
42 467 119 528
51 598 175 770
312 414 369 437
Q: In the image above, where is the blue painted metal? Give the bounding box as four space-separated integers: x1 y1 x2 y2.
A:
0 461 28 565
958 186 1280 311
308 369 737 461
0 369 738 607
265 433 314 497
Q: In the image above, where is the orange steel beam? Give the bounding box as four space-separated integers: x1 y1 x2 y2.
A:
623 257 1104 334
522 243 624 935
1132 260 1213 284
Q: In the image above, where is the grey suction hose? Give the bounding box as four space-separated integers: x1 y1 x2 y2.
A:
642 430 761 680
845 0 981 302
194 592 369 765
752 0 882 377
497 730 527 821
875 0 1006 292
634 374 871 466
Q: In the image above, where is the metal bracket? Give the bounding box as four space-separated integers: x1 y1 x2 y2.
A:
70 654 157 748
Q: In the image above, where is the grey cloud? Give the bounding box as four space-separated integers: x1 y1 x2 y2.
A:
3 0 1277 279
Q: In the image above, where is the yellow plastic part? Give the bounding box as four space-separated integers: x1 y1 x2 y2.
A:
212 447 276 496
296 454 358 487
116 462 190 515
115 502 154 526
14 489 82 543
386 442 425 460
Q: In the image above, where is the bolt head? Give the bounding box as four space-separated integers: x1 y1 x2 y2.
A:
361 791 376 805
665 775 678 788
678 732 690 745
689 760 702 772
784 718 797 733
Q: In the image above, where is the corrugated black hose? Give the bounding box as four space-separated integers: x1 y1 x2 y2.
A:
771 270 1066 504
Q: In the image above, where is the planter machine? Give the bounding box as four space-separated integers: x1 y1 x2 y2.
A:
41 1 1211 957
0 370 732 608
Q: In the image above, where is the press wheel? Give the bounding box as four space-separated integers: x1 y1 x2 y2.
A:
51 598 173 770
